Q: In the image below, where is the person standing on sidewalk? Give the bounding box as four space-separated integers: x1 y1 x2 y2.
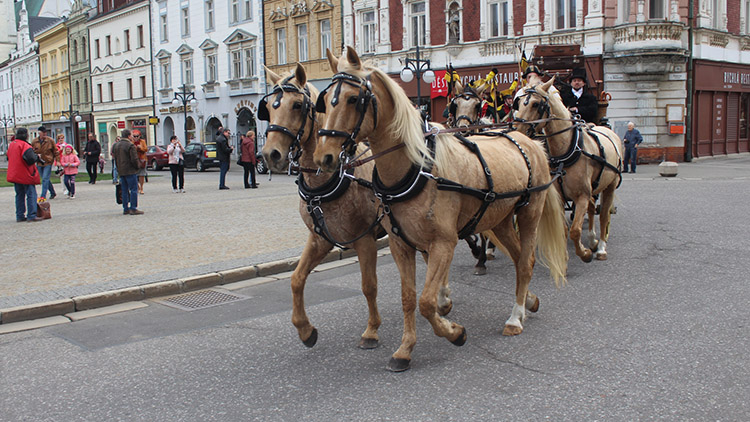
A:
239 130 258 189
167 135 186 193
83 132 101 184
31 126 59 200
7 128 43 222
133 130 148 194
216 128 234 190
623 121 643 174
60 144 80 199
112 129 144 215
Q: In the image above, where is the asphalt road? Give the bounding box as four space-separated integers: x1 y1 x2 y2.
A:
1 157 749 420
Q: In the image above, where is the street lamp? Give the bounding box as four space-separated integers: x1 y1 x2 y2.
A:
172 84 198 144
0 114 13 156
400 43 435 118
61 109 83 152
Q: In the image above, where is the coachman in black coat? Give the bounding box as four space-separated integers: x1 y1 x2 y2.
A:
560 67 599 124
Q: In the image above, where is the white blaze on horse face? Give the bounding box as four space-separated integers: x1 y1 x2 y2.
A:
505 303 526 330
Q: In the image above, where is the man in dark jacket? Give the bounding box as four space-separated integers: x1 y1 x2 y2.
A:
6 128 42 222
84 132 102 184
216 128 234 190
560 67 598 124
623 121 644 173
112 129 144 215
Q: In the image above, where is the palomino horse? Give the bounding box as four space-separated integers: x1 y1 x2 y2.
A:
449 81 487 130
513 77 623 262
313 47 568 371
259 63 384 349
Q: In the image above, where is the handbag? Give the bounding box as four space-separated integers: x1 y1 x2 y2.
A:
54 166 63 176
37 200 52 219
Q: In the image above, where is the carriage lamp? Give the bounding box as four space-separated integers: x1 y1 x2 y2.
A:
400 43 435 118
172 84 198 144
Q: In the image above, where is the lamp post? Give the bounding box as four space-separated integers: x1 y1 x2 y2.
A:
172 84 197 144
399 43 436 119
0 114 12 156
61 108 82 152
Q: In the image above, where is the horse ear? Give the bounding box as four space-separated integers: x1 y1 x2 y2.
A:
345 46 362 69
294 63 307 86
454 80 464 95
265 65 281 85
541 76 555 92
475 84 487 96
326 48 339 72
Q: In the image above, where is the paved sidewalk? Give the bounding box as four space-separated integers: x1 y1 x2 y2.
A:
2 154 749 323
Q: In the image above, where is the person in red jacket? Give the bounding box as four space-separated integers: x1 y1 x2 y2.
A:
239 130 258 188
6 128 43 222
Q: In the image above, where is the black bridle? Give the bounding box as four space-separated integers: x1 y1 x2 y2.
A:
258 75 316 163
512 86 553 138
316 72 378 157
450 91 482 128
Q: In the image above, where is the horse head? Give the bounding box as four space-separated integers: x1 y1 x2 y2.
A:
450 81 485 130
512 76 568 136
259 63 319 173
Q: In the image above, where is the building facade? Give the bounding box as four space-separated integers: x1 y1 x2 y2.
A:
68 0 96 154
151 0 266 151
0 60 13 153
89 0 155 151
36 19 71 142
264 0 343 92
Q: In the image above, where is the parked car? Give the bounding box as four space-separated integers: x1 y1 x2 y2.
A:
146 145 170 171
183 142 220 171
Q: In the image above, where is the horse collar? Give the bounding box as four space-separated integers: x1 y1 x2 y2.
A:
297 166 355 205
548 126 583 168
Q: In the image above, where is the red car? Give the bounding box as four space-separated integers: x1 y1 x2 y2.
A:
146 145 170 170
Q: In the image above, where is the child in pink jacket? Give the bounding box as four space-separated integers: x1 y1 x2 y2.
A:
60 144 80 199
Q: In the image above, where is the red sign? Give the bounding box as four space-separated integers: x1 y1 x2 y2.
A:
431 70 448 99
117 121 126 129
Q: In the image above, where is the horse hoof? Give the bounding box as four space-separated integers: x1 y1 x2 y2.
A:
450 327 467 346
386 357 411 372
473 266 487 276
595 252 608 261
302 328 318 348
438 301 453 316
358 337 379 350
581 250 593 263
486 252 496 260
527 297 540 313
502 324 523 336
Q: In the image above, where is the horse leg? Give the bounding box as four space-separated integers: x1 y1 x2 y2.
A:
503 201 542 336
570 195 594 262
418 240 467 346
474 234 488 276
490 218 540 314
594 184 617 261
387 238 418 372
352 236 381 349
586 198 599 251
422 252 452 316
291 234 334 347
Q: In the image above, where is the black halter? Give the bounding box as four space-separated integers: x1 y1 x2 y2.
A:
450 89 482 127
512 86 552 138
316 72 378 157
258 75 315 162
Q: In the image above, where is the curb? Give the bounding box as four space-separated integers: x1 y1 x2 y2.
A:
0 236 391 327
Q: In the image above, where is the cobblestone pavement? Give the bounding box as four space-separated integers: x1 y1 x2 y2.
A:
1 165 310 308
2 154 749 309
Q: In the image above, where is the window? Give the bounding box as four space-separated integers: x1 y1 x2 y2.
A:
556 0 576 29
75 81 80 103
160 9 168 42
82 38 87 60
97 83 102 102
747 0 750 33
297 24 308 62
206 52 217 82
41 58 47 77
320 19 331 58
489 1 509 37
62 50 68 71
232 50 242 78
138 25 144 48
618 0 631 23
106 35 111 56
161 62 171 88
124 29 131 51
140 76 147 97
740 93 749 139
648 0 664 19
409 2 426 47
244 0 251 20
182 57 193 84
50 53 57 74
108 82 114 101
276 28 287 64
127 78 133 99
72 40 78 63
361 12 376 53
181 5 190 37
231 0 239 23
83 79 88 102
244 47 255 77
205 0 215 30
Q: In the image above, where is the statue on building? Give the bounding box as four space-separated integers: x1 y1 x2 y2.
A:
448 6 460 44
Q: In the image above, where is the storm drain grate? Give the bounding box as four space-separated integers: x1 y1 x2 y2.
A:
156 289 250 311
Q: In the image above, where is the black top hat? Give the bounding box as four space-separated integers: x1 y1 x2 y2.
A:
523 65 543 79
569 67 587 83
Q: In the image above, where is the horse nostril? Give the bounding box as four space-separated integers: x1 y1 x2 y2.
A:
270 150 281 162
323 154 333 168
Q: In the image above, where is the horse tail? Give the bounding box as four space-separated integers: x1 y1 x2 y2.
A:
537 184 569 287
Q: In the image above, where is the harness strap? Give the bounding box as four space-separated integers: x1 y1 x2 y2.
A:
307 204 385 249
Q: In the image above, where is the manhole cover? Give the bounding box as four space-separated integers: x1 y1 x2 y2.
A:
156 289 249 311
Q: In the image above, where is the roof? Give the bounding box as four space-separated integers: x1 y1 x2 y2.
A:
30 16 65 39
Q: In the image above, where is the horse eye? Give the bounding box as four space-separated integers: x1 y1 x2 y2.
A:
293 101 302 110
531 103 539 109
347 96 358 105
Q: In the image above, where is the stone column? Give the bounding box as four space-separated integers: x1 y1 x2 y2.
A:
524 0 542 36
585 0 604 28
379 0 390 52
636 0 646 22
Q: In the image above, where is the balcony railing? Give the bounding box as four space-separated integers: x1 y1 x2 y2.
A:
611 22 685 47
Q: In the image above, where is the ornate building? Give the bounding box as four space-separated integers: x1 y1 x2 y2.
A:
68 0 95 153
37 18 71 142
264 0 342 91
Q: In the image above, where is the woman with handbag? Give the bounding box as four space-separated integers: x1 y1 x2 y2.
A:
239 130 258 189
166 135 185 193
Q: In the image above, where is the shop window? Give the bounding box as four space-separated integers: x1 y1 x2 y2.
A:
741 93 749 139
